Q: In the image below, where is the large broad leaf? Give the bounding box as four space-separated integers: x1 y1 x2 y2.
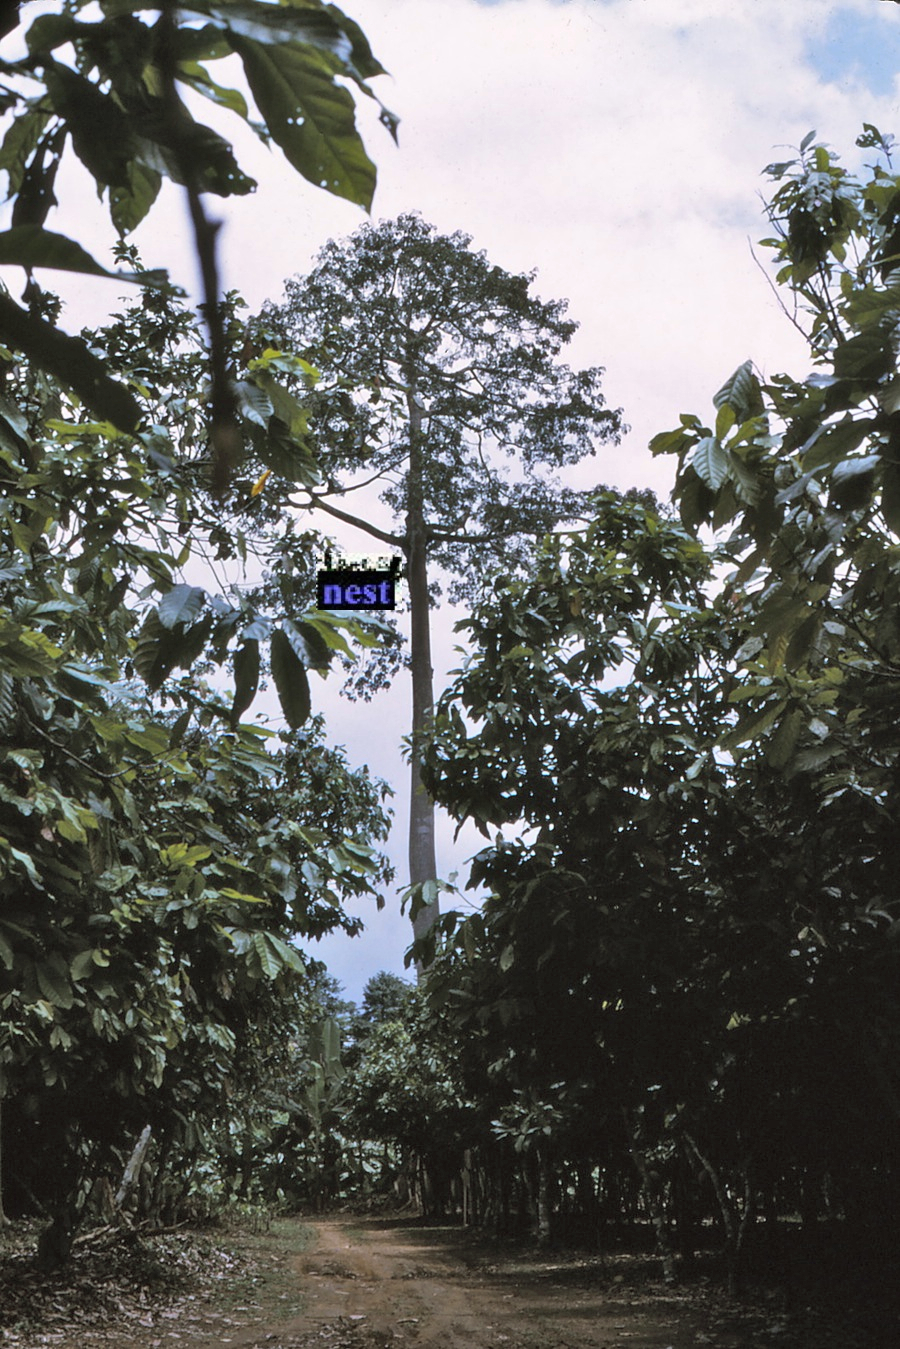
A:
231 638 260 726
228 33 377 209
43 61 136 190
254 415 318 484
0 225 164 282
25 11 82 55
177 61 250 119
158 583 207 630
690 436 730 491
234 378 274 428
713 361 764 422
125 99 257 197
195 1 357 55
248 930 303 979
270 627 311 728
800 416 873 472
283 618 331 671
292 619 332 670
36 954 74 1009
0 107 53 197
833 327 894 382
829 452 882 484
134 610 211 690
109 159 163 236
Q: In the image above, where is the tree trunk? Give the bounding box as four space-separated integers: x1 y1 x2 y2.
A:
536 1146 552 1248
405 376 439 970
0 1096 10 1227
623 1110 677 1285
684 1132 754 1295
115 1124 152 1211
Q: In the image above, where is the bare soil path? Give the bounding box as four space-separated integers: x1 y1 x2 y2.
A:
185 1216 765 1349
1 1213 886 1349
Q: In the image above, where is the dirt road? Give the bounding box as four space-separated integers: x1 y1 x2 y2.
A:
3 1212 877 1348
206 1215 754 1349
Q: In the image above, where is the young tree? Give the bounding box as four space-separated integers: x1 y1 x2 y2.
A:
421 486 900 1275
0 277 393 1259
651 126 900 783
256 213 625 953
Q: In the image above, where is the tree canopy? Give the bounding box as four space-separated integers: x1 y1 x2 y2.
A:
399 128 900 1285
0 0 399 1247
256 212 626 951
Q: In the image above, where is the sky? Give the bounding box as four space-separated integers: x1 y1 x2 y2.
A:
6 0 900 1003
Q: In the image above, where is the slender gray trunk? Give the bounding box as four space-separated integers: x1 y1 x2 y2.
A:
623 1109 677 1285
0 1096 9 1227
405 375 438 970
116 1123 152 1210
536 1146 552 1248
684 1133 754 1295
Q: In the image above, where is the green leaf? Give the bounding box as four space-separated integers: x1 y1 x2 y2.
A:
158 583 207 629
294 620 332 670
0 226 164 282
713 361 763 422
715 402 736 439
109 159 163 235
220 887 268 903
830 452 881 483
299 612 354 658
228 33 377 209
196 1 359 54
499 943 515 972
0 107 53 198
10 845 44 889
36 956 74 1009
231 639 260 725
129 100 257 198
720 699 784 752
767 706 804 769
43 61 135 189
801 417 872 472
690 436 730 491
134 610 211 689
270 627 311 728
249 930 293 979
176 61 250 119
234 378 274 428
160 843 212 868
283 618 330 671
70 948 98 982
25 11 81 54
833 328 893 382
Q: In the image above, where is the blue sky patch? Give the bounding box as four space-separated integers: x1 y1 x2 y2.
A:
805 7 900 97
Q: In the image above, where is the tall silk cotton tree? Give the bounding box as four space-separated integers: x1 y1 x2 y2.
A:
257 213 625 958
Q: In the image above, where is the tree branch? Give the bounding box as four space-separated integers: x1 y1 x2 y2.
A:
157 0 241 497
291 490 404 550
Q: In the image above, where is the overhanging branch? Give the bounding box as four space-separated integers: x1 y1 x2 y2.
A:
290 490 405 550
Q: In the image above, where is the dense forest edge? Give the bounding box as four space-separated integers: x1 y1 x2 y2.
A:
0 1 897 1344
